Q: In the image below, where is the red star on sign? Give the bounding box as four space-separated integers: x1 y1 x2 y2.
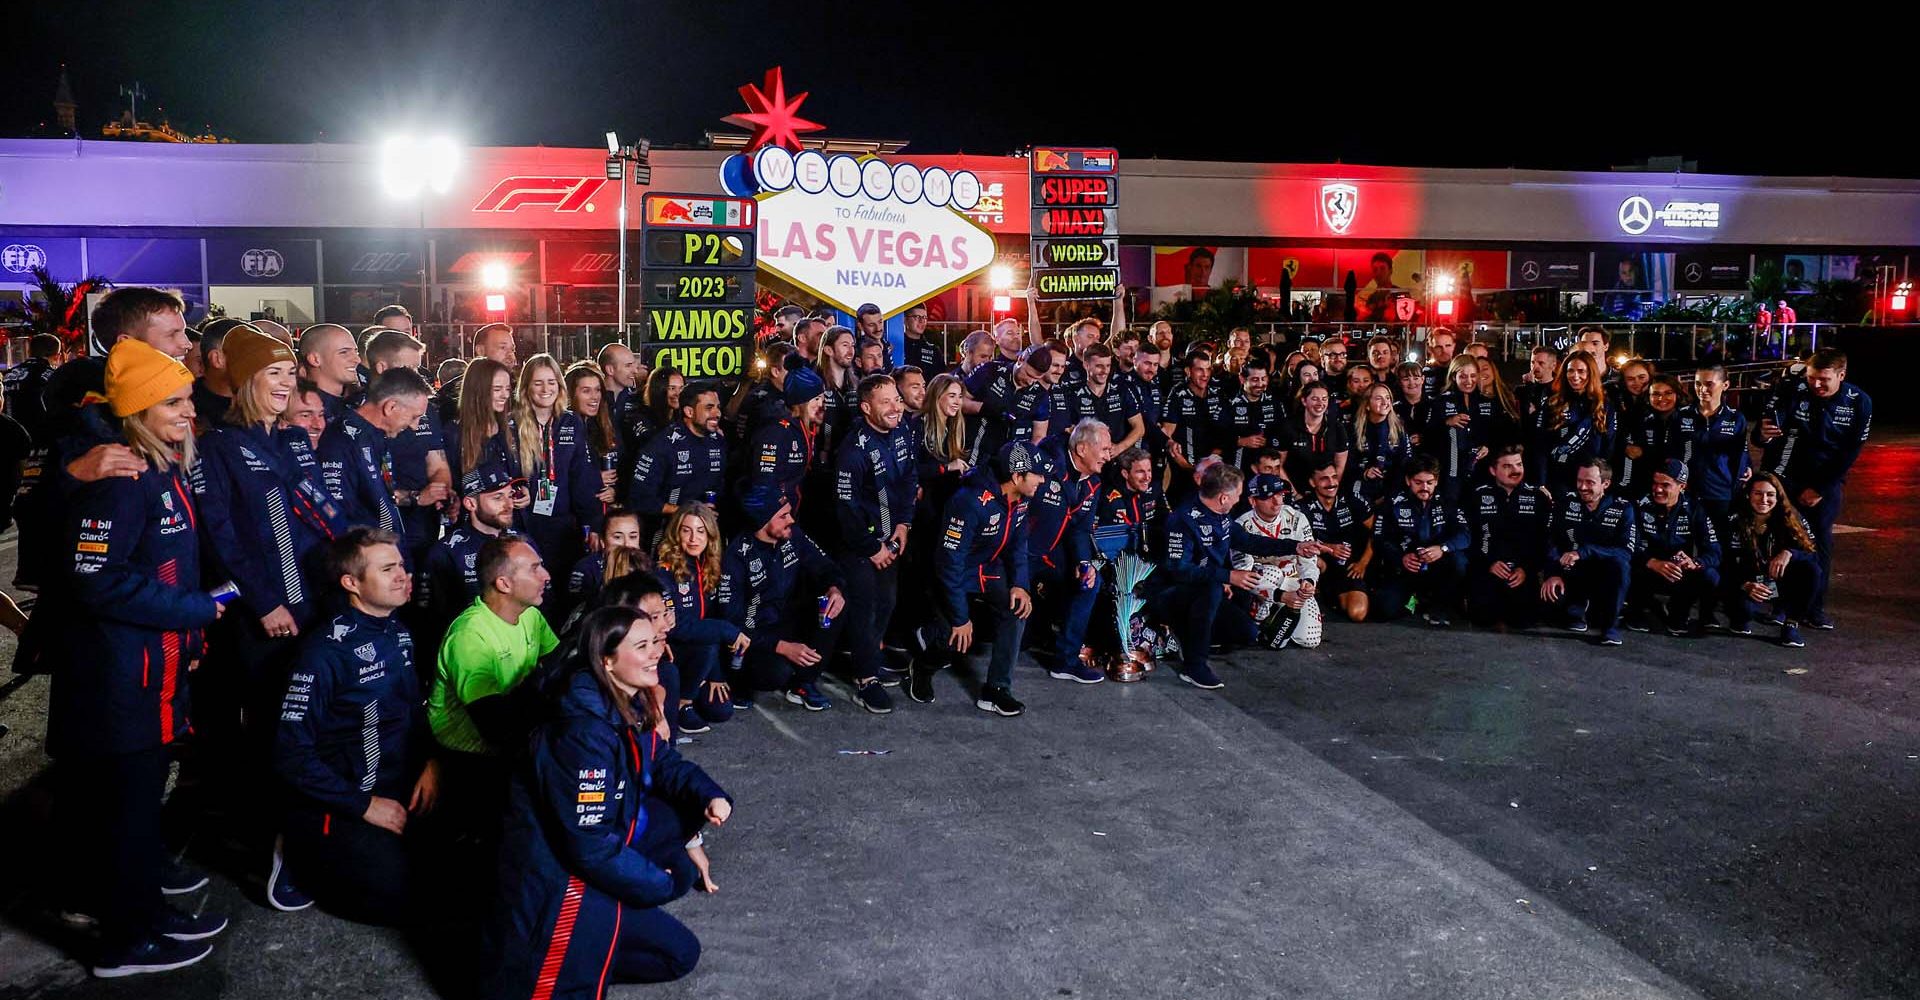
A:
722 66 825 153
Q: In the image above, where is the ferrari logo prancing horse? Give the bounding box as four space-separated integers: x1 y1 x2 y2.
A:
1320 183 1358 235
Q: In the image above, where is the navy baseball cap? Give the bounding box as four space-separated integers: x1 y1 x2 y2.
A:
461 461 516 495
1247 474 1289 499
1657 458 1689 484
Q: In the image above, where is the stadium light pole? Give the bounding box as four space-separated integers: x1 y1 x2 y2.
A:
606 132 652 347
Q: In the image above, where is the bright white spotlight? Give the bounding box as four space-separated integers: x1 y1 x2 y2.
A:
988 265 1014 291
380 135 460 198
481 260 510 290
422 136 460 194
379 136 424 199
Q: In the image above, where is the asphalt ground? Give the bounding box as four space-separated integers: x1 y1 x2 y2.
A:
2 437 1916 1000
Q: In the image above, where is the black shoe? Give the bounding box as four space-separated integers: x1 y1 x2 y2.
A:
160 858 209 896
852 679 894 715
91 935 214 978
153 905 228 942
677 704 712 735
975 684 1024 717
1809 615 1836 631
1625 615 1653 634
1422 610 1451 628
874 664 907 688
906 665 936 704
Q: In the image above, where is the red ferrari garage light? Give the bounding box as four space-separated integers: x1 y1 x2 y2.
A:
1434 298 1456 318
485 293 507 313
992 294 1012 313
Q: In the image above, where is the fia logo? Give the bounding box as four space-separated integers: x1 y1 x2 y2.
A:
1 244 48 274
241 248 285 278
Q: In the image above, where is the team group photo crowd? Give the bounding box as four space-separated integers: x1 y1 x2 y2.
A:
7 285 1872 990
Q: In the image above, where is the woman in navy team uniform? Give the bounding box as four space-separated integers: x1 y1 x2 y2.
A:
195 325 350 911
511 354 604 573
483 606 732 999
449 356 518 489
653 502 747 735
53 341 227 976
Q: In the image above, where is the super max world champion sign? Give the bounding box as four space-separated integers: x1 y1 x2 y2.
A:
723 145 996 318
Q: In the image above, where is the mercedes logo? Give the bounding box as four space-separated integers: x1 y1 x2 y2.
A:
1520 260 1540 282
1684 262 1704 283
1618 196 1654 236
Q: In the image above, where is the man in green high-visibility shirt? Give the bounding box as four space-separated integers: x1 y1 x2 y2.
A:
429 535 556 836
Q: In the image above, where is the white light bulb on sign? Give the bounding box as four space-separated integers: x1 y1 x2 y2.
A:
754 146 796 192
827 154 862 198
951 171 982 211
989 265 1013 290
794 150 830 194
891 163 924 203
860 158 893 201
922 167 952 207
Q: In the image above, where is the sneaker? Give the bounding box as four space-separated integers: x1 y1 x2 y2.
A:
1047 657 1105 684
1808 615 1835 631
905 665 936 704
1727 619 1755 636
1422 610 1451 628
91 935 214 979
1779 623 1805 648
160 858 209 896
975 684 1025 717
730 689 756 712
267 837 313 912
1666 618 1700 638
874 664 907 688
153 905 228 942
784 684 830 712
1625 614 1653 634
852 680 894 715
1599 629 1624 647
1565 617 1589 634
677 704 712 734
1179 663 1225 690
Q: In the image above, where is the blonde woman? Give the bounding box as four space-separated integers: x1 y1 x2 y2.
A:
511 353 604 572
1348 382 1412 507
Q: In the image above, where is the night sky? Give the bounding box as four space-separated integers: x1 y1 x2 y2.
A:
8 3 1897 178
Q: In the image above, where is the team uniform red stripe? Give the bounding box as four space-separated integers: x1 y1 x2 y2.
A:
530 876 587 1000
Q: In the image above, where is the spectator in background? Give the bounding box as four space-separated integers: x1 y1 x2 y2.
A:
4 332 64 441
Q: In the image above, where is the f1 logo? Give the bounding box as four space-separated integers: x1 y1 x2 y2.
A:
1320 183 1358 235
472 177 606 213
